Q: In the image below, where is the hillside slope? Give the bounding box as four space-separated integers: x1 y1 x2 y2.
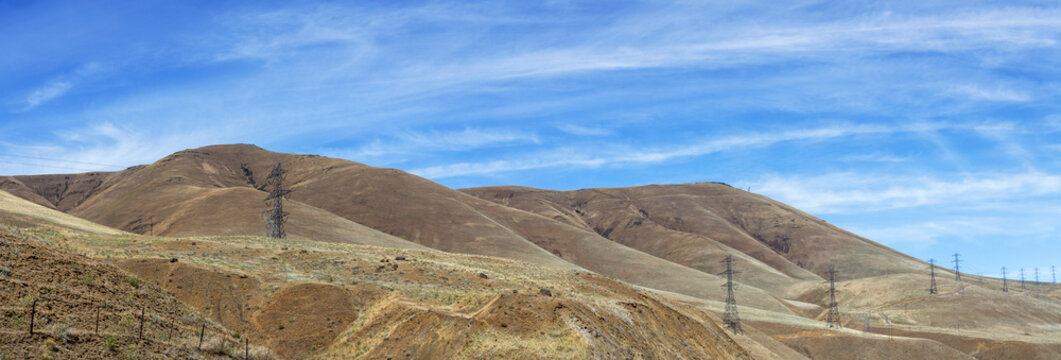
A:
2 145 792 310
0 188 126 236
0 229 241 359
0 213 752 360
462 184 927 284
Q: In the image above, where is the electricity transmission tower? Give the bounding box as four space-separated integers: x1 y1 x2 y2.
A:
1035 268 1040 291
929 259 938 295
263 163 291 239
1002 267 1008 292
953 253 964 291
825 266 842 328
719 256 743 335
1020 268 1026 291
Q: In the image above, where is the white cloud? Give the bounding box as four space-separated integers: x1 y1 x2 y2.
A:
842 153 908 163
184 3 1061 105
323 127 540 165
745 172 1061 214
0 122 226 175
399 128 540 151
949 85 1031 102
557 124 612 136
412 122 959 179
20 62 104 111
411 152 607 179
24 80 72 110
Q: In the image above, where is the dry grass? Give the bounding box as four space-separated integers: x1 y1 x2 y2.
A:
3 218 748 359
0 190 127 236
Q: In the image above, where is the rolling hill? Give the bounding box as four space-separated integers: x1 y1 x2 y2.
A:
1 145 791 311
2 143 1060 359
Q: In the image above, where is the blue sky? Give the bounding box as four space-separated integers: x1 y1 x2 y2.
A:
1 0 1059 279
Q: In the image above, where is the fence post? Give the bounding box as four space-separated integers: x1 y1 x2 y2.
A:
245 337 249 360
29 298 37 335
138 306 145 341
198 324 205 350
95 307 101 334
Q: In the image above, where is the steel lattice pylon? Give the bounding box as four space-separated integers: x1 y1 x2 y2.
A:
929 259 938 295
825 266 842 328
263 162 291 239
719 255 743 335
953 253 964 291
1002 267 1008 292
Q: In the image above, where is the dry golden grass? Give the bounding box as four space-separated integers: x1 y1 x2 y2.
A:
0 189 127 236
4 217 746 359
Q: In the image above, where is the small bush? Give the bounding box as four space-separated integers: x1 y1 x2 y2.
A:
104 335 119 352
0 267 10 276
249 345 277 360
200 337 227 354
49 322 71 342
39 338 57 360
19 295 35 307
116 313 137 335
80 275 95 285
127 277 141 289
121 344 137 360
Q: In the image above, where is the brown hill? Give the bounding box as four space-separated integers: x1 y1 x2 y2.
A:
1 144 791 311
461 184 927 285
0 207 751 360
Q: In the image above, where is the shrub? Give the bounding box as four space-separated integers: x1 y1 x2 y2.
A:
19 295 35 307
200 337 228 354
49 322 71 342
0 267 10 276
80 275 96 285
39 338 57 360
127 277 141 289
104 335 119 352
122 344 137 360
248 345 277 360
116 313 137 335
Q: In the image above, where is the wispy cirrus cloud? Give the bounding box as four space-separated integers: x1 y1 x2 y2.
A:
949 85 1032 102
0 122 225 175
412 122 962 178
324 127 540 165
842 152 909 163
19 62 104 111
743 171 1061 214
557 124 612 136
23 80 72 110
